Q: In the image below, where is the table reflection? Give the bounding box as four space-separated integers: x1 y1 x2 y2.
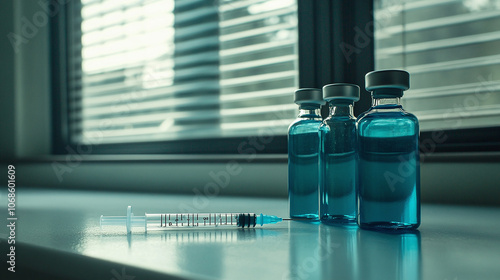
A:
321 224 359 279
357 229 421 280
287 220 322 280
287 222 421 280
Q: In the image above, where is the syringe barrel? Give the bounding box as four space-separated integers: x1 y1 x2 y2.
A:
100 207 283 233
145 213 256 230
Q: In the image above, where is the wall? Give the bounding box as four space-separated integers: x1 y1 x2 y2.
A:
0 0 51 161
1 0 499 206
0 0 16 160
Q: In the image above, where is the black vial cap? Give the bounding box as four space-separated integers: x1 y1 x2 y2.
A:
294 88 326 105
365 70 410 94
322 83 360 102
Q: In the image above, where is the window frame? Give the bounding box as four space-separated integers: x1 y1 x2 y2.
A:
50 0 499 156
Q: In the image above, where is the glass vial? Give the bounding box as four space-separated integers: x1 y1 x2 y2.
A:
288 88 325 219
357 70 420 230
319 84 360 224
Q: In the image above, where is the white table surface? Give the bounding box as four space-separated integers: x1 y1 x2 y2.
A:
1 188 499 280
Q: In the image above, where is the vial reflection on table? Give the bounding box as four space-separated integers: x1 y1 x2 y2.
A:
357 229 421 280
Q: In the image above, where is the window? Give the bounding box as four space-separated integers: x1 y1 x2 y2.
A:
67 0 298 145
54 0 498 155
375 0 500 132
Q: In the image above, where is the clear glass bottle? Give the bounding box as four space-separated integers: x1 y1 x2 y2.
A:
319 83 360 224
357 70 420 230
288 88 325 219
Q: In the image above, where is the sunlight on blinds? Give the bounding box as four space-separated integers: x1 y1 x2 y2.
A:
375 0 500 131
219 0 298 135
69 0 298 144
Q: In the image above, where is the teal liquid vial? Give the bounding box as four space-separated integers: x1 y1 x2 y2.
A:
319 84 360 224
357 70 420 230
288 88 325 219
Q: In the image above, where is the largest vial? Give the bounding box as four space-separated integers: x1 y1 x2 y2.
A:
357 70 420 230
288 88 325 219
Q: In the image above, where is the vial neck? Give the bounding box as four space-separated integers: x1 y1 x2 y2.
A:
372 97 402 108
329 103 354 117
298 106 322 119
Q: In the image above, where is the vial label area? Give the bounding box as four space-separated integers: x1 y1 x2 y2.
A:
358 135 420 228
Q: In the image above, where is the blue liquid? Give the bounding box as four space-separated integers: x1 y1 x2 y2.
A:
320 152 357 223
320 114 357 224
288 120 321 219
357 110 420 230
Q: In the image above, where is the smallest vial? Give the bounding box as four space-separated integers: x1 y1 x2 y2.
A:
288 88 325 219
319 84 360 224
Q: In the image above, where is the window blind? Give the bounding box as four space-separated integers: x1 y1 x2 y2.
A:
375 0 500 131
67 0 297 145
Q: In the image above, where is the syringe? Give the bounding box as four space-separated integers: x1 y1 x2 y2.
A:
100 206 284 233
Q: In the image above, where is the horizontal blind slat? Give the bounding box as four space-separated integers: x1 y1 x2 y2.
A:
69 0 298 144
375 0 500 131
